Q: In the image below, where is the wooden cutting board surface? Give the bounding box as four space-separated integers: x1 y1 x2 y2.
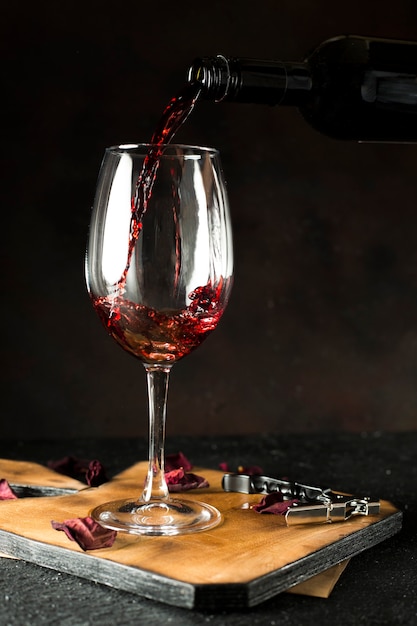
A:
0 458 402 610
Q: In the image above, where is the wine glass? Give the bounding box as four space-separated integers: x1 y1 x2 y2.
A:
85 144 233 535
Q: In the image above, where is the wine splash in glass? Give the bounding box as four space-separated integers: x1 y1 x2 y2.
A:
85 88 233 535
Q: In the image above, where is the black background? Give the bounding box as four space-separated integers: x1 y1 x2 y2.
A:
2 0 417 438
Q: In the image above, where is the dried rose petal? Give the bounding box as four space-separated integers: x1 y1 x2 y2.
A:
48 456 108 487
165 468 185 484
219 462 264 475
51 516 117 551
165 468 209 492
0 479 18 500
165 452 193 472
48 455 80 477
253 492 299 515
85 460 109 487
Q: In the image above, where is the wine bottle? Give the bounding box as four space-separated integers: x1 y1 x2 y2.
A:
187 35 417 142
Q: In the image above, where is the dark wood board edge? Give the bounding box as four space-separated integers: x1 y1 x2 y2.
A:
245 510 403 609
0 530 196 609
0 510 403 611
193 510 403 610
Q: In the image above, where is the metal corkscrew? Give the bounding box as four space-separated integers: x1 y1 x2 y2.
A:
222 473 380 525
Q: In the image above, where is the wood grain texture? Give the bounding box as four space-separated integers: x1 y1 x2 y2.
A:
0 459 402 610
0 459 86 491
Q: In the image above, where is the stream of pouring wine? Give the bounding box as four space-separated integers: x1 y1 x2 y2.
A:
119 82 202 291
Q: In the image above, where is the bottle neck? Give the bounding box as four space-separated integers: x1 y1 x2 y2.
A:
187 56 313 106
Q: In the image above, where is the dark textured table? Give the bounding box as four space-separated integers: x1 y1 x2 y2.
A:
0 432 416 625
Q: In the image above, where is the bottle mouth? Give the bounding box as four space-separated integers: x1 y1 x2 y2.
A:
187 55 232 101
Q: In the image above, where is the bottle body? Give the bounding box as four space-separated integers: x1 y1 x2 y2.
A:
188 36 417 142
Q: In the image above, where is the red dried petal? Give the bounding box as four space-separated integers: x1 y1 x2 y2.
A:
85 460 108 487
165 452 193 472
48 455 81 477
253 492 299 515
165 468 209 492
0 479 18 500
165 468 186 483
48 456 108 486
51 516 117 551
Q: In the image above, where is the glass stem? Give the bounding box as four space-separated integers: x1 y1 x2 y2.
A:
141 364 173 502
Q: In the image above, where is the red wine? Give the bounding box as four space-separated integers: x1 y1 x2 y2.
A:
188 35 417 141
121 82 201 290
93 279 230 363
150 82 202 146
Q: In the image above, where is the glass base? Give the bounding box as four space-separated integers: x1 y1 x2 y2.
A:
91 497 222 536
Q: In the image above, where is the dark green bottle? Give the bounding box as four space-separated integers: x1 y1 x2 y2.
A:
187 35 417 142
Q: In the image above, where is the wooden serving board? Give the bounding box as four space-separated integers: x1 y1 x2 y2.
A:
0 459 402 610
